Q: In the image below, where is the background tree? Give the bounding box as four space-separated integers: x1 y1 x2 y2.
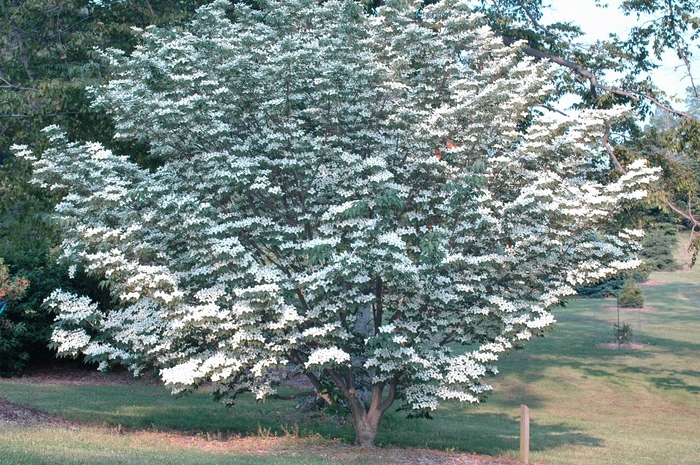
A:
455 0 698 116
0 0 209 373
0 258 30 376
640 225 682 271
619 87 700 267
24 0 658 446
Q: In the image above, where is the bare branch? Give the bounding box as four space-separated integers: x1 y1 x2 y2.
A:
536 103 569 118
42 17 90 42
0 112 77 118
144 0 156 17
501 36 696 120
603 126 625 172
666 0 698 98
0 76 39 92
324 368 350 398
662 197 700 229
513 0 570 46
270 390 317 400
378 373 402 414
373 277 383 334
301 376 332 405
685 223 697 265
0 85 39 92
287 352 334 405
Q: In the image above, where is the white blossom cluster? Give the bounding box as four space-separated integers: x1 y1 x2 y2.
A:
22 0 657 418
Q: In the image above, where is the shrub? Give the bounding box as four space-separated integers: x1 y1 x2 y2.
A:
0 321 29 376
614 322 634 344
618 279 644 308
0 258 31 376
640 228 680 271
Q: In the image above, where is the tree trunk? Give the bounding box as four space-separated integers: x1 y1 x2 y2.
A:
321 354 401 448
349 409 381 448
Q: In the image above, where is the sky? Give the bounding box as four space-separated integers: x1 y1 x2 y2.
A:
543 0 696 110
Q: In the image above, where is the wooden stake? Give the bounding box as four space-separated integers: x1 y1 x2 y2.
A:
520 404 530 464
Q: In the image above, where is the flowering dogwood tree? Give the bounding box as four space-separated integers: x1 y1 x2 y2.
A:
18 0 658 447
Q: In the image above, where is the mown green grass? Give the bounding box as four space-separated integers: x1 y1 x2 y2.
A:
1 267 699 464
0 425 337 465
485 269 700 465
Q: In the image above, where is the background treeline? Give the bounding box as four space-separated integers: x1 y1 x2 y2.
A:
0 0 212 375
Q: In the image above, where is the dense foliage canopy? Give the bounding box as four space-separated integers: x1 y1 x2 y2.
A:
20 0 659 445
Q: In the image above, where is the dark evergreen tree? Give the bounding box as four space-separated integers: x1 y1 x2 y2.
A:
618 279 645 309
0 0 209 374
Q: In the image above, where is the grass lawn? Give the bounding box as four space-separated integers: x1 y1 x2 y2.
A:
1 266 699 464
0 425 339 465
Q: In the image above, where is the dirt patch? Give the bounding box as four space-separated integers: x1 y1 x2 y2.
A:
600 306 656 313
675 269 693 273
639 279 666 287
596 342 647 350
150 433 523 465
0 397 77 427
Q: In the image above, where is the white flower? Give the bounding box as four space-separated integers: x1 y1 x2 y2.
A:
305 347 351 368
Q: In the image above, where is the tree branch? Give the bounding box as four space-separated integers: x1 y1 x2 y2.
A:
144 0 156 17
0 76 38 92
603 126 625 172
378 372 402 414
513 0 569 45
603 126 700 229
0 112 77 118
42 17 91 42
666 0 698 98
662 197 700 229
270 390 316 400
324 367 351 399
287 352 333 404
373 277 383 334
501 36 695 120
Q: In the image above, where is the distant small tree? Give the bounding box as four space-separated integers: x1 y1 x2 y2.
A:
614 322 634 345
640 227 680 272
618 279 645 309
22 0 658 447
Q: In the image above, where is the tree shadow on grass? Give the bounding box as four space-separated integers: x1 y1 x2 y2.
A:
496 325 700 386
379 381 601 455
377 411 603 456
649 375 700 394
509 354 700 394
